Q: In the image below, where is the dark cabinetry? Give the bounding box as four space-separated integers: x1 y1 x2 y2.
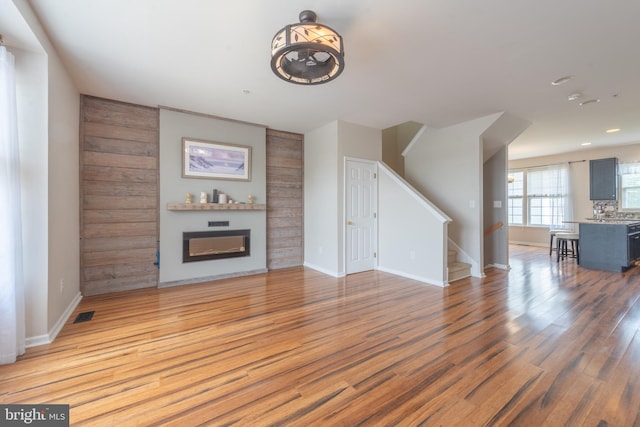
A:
579 222 640 272
589 157 617 200
629 224 640 262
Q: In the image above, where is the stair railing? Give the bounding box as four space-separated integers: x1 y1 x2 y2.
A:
484 221 504 236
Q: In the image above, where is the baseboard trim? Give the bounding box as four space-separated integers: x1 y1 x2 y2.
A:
303 262 344 278
26 291 82 348
509 240 546 247
376 266 448 288
159 268 268 288
25 334 50 348
486 263 511 271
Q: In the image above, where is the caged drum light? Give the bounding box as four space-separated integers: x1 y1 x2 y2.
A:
270 10 345 85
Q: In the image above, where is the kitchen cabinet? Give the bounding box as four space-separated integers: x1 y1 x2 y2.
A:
579 222 640 271
589 157 617 200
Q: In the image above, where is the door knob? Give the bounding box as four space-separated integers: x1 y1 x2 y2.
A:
347 220 353 225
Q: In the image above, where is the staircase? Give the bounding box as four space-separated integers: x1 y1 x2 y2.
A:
448 249 471 282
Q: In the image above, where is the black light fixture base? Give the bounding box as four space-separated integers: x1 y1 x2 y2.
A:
298 10 317 23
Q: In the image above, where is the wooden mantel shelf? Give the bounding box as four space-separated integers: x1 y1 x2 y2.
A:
167 203 266 211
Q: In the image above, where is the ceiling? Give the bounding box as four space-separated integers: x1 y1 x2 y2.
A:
5 0 640 159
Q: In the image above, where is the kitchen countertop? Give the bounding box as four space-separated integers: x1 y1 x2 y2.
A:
583 218 640 225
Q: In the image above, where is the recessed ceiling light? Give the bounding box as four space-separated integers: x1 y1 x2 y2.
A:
579 99 600 106
581 142 592 146
551 75 574 86
567 92 582 101
242 89 251 95
606 128 621 133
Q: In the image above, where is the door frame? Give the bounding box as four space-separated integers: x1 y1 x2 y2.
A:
343 157 378 275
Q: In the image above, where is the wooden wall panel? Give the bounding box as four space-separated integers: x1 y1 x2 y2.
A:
80 96 303 292
80 95 159 296
84 136 158 157
266 129 304 269
83 209 156 224
82 165 157 183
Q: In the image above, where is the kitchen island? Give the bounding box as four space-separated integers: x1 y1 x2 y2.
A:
579 220 640 272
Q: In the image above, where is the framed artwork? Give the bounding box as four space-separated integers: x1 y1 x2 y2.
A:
182 138 251 181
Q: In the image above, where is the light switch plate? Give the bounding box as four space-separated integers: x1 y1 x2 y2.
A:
494 200 502 208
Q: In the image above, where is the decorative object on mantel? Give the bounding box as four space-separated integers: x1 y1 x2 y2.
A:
182 138 251 181
167 202 266 211
199 192 208 203
218 193 228 204
271 10 344 85
211 189 218 203
248 194 254 204
185 192 192 204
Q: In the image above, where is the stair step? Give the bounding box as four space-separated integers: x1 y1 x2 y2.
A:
448 261 471 282
447 250 457 265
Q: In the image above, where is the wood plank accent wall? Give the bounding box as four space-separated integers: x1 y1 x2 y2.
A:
266 129 304 269
80 96 160 296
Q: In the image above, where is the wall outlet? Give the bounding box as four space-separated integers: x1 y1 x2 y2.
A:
59 279 64 293
410 251 416 260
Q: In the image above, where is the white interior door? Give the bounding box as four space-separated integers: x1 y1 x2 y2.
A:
346 160 377 274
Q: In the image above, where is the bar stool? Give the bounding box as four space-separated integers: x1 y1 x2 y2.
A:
549 227 567 256
555 232 579 263
549 229 558 256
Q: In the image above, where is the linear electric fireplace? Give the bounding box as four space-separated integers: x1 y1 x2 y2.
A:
183 230 251 263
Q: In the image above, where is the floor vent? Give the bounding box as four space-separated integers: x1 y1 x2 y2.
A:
74 311 95 323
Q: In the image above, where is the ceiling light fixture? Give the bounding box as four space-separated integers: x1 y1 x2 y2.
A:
579 99 600 106
551 75 574 86
567 92 582 101
606 128 621 133
581 142 592 146
271 10 345 85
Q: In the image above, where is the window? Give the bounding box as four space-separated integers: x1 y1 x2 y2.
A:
507 171 523 225
619 162 640 211
508 165 570 227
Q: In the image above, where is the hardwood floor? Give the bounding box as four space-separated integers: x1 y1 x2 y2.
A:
2 245 640 425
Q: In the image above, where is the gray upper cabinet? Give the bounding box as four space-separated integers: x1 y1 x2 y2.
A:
590 157 618 200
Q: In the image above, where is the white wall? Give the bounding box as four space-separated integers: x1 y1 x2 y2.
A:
508 142 640 246
13 0 81 345
304 120 382 277
404 115 499 277
304 122 339 275
483 146 509 268
337 121 382 274
159 109 267 285
378 164 450 285
14 48 48 341
381 121 422 176
47 45 80 334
